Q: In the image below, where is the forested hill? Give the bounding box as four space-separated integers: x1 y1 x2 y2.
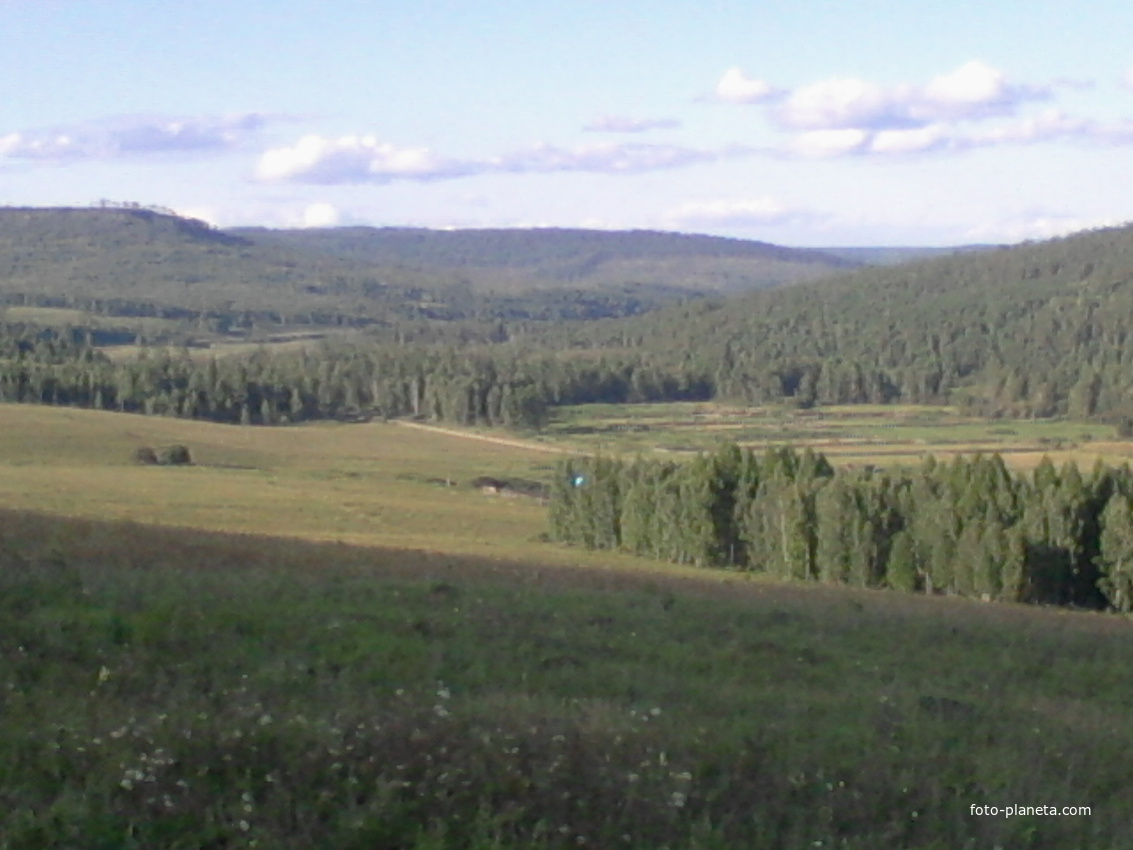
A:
570 223 1133 419
231 225 857 294
0 208 858 328
0 206 473 323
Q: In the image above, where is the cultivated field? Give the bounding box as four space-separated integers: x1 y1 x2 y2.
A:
538 401 1133 470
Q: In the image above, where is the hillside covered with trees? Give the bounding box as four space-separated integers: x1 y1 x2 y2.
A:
0 206 855 334
564 223 1133 420
7 207 1133 430
236 225 857 294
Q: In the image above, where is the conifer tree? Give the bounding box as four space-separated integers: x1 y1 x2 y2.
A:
1098 494 1133 611
886 530 918 592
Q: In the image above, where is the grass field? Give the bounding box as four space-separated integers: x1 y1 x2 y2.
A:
538 401 1133 470
0 405 559 561
4 509 1132 849
3 402 1133 847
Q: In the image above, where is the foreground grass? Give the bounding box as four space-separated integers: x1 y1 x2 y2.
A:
3 511 1133 849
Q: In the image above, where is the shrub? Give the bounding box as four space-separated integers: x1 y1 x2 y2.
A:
133 446 159 465
156 444 193 465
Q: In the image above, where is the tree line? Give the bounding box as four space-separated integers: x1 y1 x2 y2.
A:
0 326 711 430
549 444 1133 612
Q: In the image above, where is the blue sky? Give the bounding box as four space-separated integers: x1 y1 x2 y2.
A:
4 0 1133 245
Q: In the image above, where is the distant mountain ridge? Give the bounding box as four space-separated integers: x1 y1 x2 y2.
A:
229 225 859 293
0 206 862 308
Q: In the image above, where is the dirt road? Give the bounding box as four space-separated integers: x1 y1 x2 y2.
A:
391 419 584 455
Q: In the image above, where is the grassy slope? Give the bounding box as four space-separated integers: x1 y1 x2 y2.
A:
2 404 1133 847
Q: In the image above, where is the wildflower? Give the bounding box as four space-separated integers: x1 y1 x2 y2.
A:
670 792 687 808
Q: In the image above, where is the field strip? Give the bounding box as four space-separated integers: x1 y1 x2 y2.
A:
391 419 585 455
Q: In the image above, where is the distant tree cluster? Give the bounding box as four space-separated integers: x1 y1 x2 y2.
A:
0 329 710 431
550 444 1133 612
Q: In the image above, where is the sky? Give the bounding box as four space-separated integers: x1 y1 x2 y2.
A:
3 0 1133 246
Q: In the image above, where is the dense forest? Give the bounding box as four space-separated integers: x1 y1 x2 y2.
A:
554 224 1133 419
550 445 1133 613
6 207 1133 429
0 326 710 429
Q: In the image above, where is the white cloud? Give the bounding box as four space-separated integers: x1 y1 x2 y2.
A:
0 113 270 162
789 128 869 157
255 135 466 183
302 202 340 228
776 61 1048 131
965 109 1087 145
669 196 800 227
1124 66 1133 89
779 77 903 130
0 131 78 159
498 142 715 174
868 124 951 155
716 67 776 104
583 115 682 133
255 136 723 184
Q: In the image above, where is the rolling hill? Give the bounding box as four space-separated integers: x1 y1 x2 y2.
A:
0 207 859 333
568 222 1133 418
233 225 859 294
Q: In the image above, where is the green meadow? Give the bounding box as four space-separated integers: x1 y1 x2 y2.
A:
2 403 1133 848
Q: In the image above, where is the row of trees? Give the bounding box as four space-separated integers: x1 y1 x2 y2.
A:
0 327 711 430
550 445 1133 612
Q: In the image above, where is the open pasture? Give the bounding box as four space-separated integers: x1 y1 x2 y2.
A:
0 403 591 568
539 401 1133 470
3 508 1133 848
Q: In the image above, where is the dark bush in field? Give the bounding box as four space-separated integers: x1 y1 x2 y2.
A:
132 446 159 465
157 444 192 465
134 444 192 465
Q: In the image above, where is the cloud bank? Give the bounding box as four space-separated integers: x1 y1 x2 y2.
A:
255 136 722 184
715 61 1129 159
716 67 776 104
776 61 1048 131
0 113 269 162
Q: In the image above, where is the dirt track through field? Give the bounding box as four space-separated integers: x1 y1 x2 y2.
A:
392 420 584 455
